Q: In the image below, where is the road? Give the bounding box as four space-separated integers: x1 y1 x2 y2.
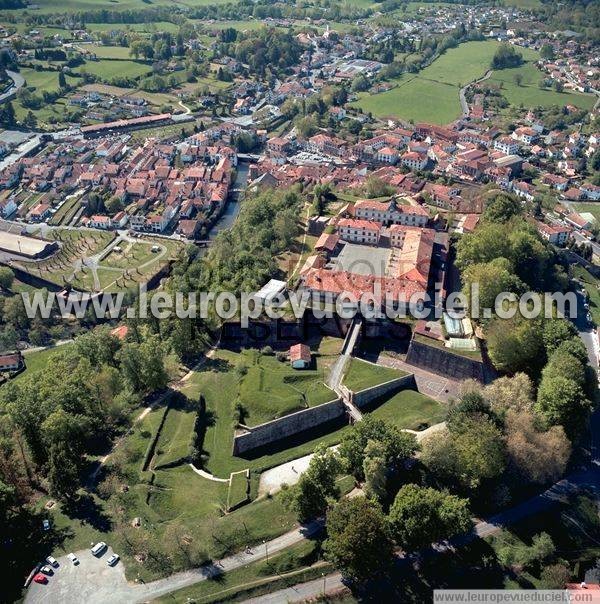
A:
0 69 25 104
459 69 492 116
25 521 324 604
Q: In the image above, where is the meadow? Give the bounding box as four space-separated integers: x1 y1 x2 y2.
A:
352 40 595 125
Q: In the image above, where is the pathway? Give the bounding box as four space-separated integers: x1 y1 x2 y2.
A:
0 69 25 103
459 69 492 116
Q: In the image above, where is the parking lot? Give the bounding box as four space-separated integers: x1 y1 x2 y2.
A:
25 545 131 604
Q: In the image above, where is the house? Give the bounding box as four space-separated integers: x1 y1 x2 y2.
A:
289 343 311 369
565 211 593 231
536 221 570 246
0 196 17 218
581 183 600 201
0 351 23 372
329 107 346 121
28 203 51 222
512 126 538 145
494 136 520 155
89 214 112 229
376 147 399 164
512 180 536 202
401 151 428 171
176 219 201 239
338 218 381 245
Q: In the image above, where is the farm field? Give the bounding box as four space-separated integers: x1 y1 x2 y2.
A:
368 389 445 431
351 40 595 124
86 21 180 34
488 60 596 112
1 0 234 13
84 44 135 59
343 357 405 392
76 58 152 80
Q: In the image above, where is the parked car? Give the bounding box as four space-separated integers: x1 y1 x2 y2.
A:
45 556 58 568
33 574 48 584
67 553 79 565
40 565 53 575
91 542 107 557
107 554 120 567
42 519 51 531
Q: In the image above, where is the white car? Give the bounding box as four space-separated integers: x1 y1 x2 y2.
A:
40 565 53 575
67 553 79 565
106 554 120 567
45 556 58 568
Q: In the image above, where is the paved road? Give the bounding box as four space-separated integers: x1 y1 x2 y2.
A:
243 572 345 604
0 69 25 103
459 70 492 116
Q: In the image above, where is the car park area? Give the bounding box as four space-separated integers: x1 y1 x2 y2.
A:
25 546 127 604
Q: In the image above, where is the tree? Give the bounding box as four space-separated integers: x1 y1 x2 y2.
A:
281 445 342 522
388 484 471 550
513 73 523 87
483 373 534 414
483 193 522 223
462 258 524 312
421 417 506 492
0 266 14 290
554 80 564 93
364 176 394 199
536 375 590 433
486 316 545 376
540 44 555 60
339 415 417 481
505 411 571 485
491 44 523 69
324 496 393 583
47 442 79 501
58 71 67 89
362 439 387 503
0 101 15 126
542 319 577 356
540 563 571 589
24 111 37 129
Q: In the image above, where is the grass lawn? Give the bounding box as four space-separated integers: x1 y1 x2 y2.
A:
343 358 405 392
489 59 596 112
49 194 81 226
572 265 600 324
180 348 350 477
236 349 335 426
152 405 197 469
368 389 445 431
76 59 152 81
14 343 73 383
86 21 181 34
227 470 249 510
85 44 134 59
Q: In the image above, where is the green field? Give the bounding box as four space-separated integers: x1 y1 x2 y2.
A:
14 344 73 382
0 0 234 14
237 350 335 426
85 44 135 59
76 58 152 80
369 389 445 431
352 40 595 124
227 470 249 510
488 59 596 112
180 347 350 477
343 358 404 392
86 21 180 34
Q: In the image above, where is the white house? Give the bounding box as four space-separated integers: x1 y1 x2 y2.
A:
338 218 382 245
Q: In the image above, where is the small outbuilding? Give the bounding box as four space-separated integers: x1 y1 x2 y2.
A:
289 343 311 369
